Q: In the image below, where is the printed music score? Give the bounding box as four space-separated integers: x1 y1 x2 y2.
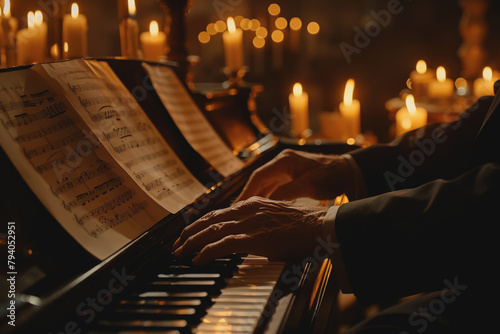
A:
42 59 206 213
143 63 244 177
0 66 167 260
0 59 211 260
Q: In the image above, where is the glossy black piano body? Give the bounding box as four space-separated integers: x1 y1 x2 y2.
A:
0 59 355 333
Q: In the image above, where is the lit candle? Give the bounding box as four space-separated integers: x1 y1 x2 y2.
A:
140 20 167 60
339 78 361 139
428 66 454 98
222 17 244 72
473 66 499 98
289 83 309 138
1 0 18 67
62 3 88 59
16 11 47 65
119 0 140 58
395 94 427 137
409 60 433 100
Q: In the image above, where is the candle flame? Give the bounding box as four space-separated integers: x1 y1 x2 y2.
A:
3 0 11 17
483 66 493 81
436 66 447 83
27 11 35 29
150 21 159 37
343 79 355 107
227 17 236 33
405 94 417 116
71 3 79 18
34 10 43 27
128 0 136 16
416 60 427 74
293 83 303 97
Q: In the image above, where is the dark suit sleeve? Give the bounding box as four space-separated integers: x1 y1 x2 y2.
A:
335 162 500 303
349 96 495 196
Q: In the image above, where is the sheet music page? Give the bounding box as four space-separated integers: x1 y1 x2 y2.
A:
0 67 168 260
40 60 206 214
142 63 244 177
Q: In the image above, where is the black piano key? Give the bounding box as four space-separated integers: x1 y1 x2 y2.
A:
148 280 220 294
111 307 201 322
119 299 203 308
94 319 189 331
133 291 212 306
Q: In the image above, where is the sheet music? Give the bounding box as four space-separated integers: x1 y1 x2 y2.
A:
40 60 206 214
142 63 244 177
0 67 167 260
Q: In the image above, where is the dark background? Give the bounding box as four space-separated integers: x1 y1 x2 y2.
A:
8 0 500 142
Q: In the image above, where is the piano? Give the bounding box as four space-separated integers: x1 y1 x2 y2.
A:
0 58 357 334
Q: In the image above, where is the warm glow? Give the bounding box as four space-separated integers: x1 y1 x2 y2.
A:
402 118 412 130
455 77 467 90
268 3 281 16
343 79 355 107
3 0 10 17
27 11 35 29
416 60 427 74
307 22 320 35
346 138 356 145
483 66 493 81
149 21 159 36
214 20 226 32
290 17 302 31
436 66 447 82
293 83 303 97
227 17 236 33
405 94 417 116
64 42 69 53
275 17 287 30
239 18 250 30
206 23 217 35
71 3 79 18
198 31 210 44
249 19 260 31
253 36 265 48
271 30 284 43
128 0 136 16
34 10 43 27
256 27 268 38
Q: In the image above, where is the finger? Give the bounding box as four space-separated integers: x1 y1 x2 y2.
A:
174 220 238 258
193 234 257 265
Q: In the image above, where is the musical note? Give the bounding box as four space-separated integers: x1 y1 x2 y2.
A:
50 162 110 196
75 189 135 225
14 118 75 143
124 149 169 169
112 137 160 153
62 177 123 211
87 201 148 238
24 131 86 159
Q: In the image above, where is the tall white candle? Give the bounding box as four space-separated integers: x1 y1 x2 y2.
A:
289 83 309 138
222 17 244 72
62 3 88 59
16 11 47 65
395 94 427 137
428 66 454 98
339 78 361 139
410 60 433 100
473 66 499 98
1 0 18 67
140 20 167 60
120 0 140 58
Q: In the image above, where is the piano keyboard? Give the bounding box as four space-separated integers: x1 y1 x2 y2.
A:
88 255 285 334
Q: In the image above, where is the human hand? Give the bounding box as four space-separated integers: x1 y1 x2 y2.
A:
236 149 356 202
172 196 328 265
